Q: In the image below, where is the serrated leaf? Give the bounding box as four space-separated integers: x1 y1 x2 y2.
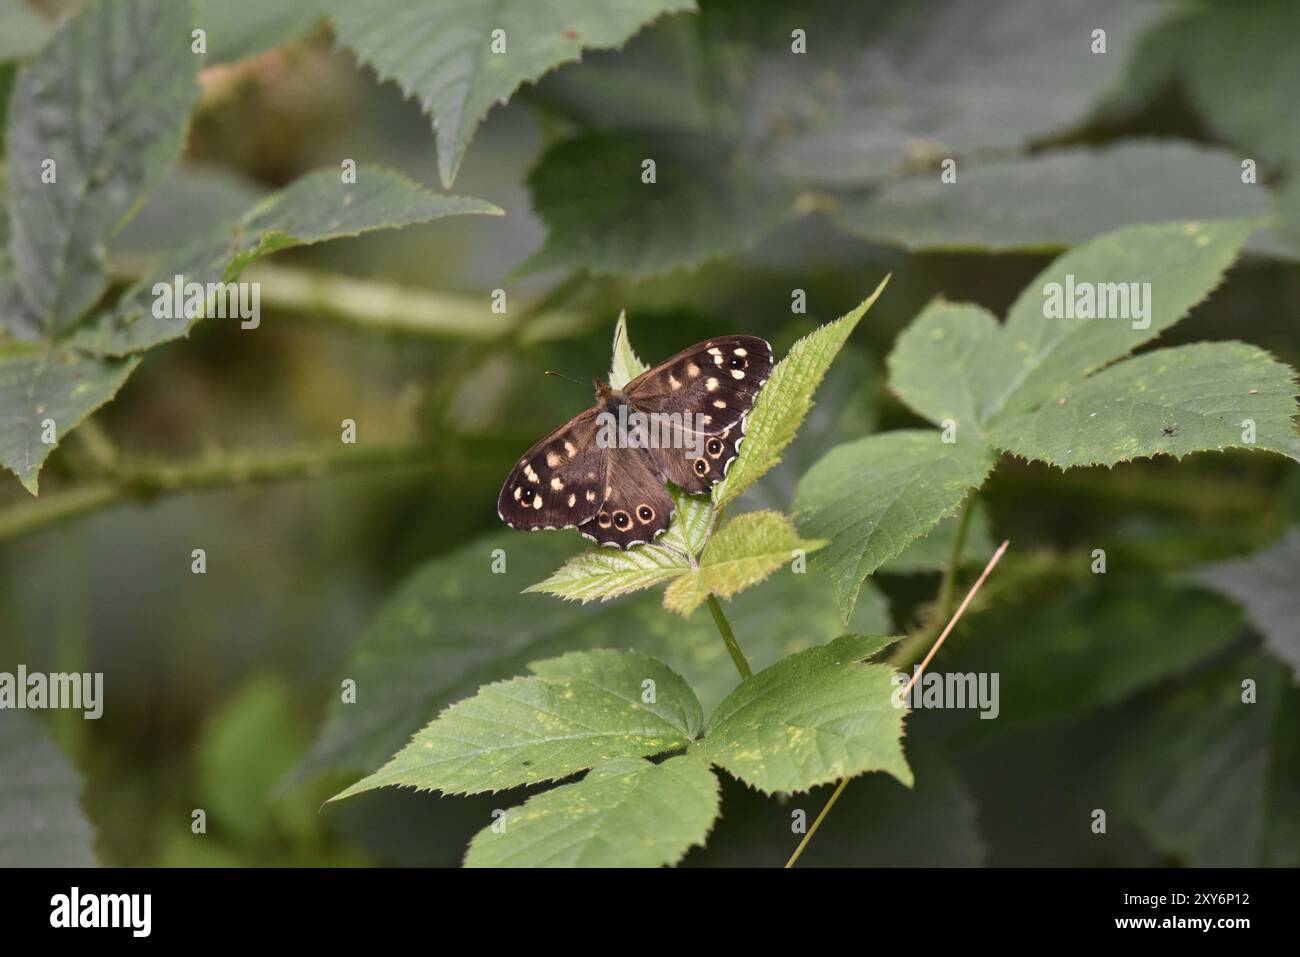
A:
765 0 1167 187
0 344 139 494
989 219 1256 419
0 711 96 866
333 649 702 800
793 430 996 622
5 0 199 337
696 634 911 794
524 543 688 604
882 504 994 574
195 0 324 64
524 131 795 278
712 276 888 510
71 166 501 356
886 299 1004 434
608 310 648 389
297 531 882 780
1117 655 1299 866
464 754 718 867
1194 529 1300 680
657 485 714 559
834 143 1275 253
662 510 825 617
326 0 695 188
988 342 1300 468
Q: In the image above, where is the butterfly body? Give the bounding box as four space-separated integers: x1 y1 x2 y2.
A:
498 335 773 549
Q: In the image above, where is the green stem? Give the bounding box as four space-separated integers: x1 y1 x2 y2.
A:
0 441 443 543
888 493 976 668
705 594 752 680
785 778 848 868
790 495 978 867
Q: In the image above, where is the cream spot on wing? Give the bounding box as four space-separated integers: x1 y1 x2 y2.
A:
734 347 747 356
706 377 719 392
586 470 597 480
707 347 722 356
605 485 612 497
713 354 724 365
701 414 712 425
713 400 727 409
524 464 539 482
686 363 700 378
586 490 597 503
564 441 577 458
532 496 543 510
550 477 564 491
546 452 560 467
669 375 681 390
513 486 522 501
731 368 745 380
568 493 576 507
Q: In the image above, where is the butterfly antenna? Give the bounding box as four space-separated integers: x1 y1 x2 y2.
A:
543 370 583 386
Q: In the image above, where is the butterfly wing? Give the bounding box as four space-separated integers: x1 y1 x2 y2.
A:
580 449 675 548
497 408 609 531
625 335 774 492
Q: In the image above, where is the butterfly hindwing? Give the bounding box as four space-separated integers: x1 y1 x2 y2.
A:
645 421 743 493
497 409 608 531
580 450 675 548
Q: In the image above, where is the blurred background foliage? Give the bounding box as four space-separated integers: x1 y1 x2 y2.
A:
0 0 1297 867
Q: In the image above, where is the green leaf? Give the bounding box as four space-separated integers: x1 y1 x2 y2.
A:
326 0 695 188
0 344 140 494
886 299 1004 434
882 504 994 574
988 342 1300 468
989 219 1256 419
464 755 718 868
657 485 714 559
332 649 702 800
607 310 648 388
712 276 888 510
1194 529 1300 679
793 430 996 622
524 131 795 278
940 578 1243 730
697 634 911 794
5 0 199 337
662 510 825 617
297 531 880 780
71 166 501 356
834 143 1275 253
0 0 53 62
524 542 689 604
0 711 96 866
767 0 1168 187
195 0 324 63
1117 655 1299 866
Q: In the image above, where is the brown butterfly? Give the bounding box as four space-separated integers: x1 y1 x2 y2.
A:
498 335 774 549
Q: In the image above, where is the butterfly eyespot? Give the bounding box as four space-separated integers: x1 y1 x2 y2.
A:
597 512 612 528
728 356 745 369
637 506 654 523
707 439 723 456
694 459 709 475
613 511 631 529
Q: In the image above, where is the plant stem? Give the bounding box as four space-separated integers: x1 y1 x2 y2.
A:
0 441 444 543
706 594 752 680
888 493 975 668
785 539 1010 868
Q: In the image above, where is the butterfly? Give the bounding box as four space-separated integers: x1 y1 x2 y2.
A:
497 335 774 549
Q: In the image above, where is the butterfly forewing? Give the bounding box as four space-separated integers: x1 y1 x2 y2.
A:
627 335 772 493
497 409 608 531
